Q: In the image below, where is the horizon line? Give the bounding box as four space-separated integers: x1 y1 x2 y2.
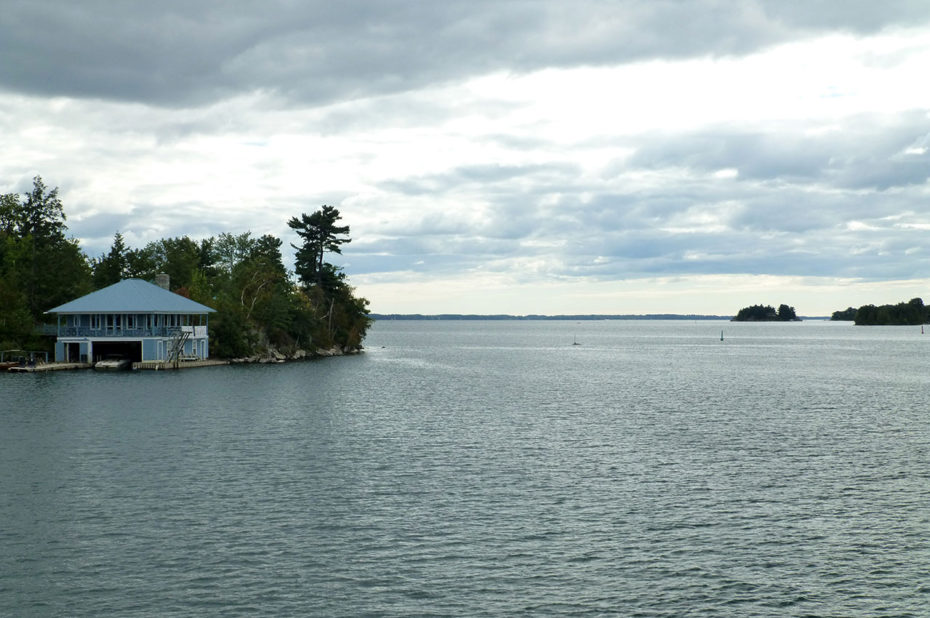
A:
369 313 832 321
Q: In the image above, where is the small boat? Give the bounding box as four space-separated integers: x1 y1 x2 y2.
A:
1 350 30 372
94 355 132 371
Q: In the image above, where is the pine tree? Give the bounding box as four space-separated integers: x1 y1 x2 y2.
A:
287 205 350 290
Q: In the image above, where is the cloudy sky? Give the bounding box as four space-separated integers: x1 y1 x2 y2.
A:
3 1 930 315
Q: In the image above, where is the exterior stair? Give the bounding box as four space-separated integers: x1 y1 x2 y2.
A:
165 327 191 367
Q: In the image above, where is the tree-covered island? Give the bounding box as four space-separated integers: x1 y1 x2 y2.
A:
830 307 858 321
731 304 800 322
1 176 370 360
831 298 929 325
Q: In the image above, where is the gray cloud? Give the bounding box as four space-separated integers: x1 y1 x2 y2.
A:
380 162 579 198
4 1 929 107
5 0 930 314
351 106 930 284
630 112 930 190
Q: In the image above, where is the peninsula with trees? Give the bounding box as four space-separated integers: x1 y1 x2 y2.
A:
731 304 800 322
832 298 929 325
1 176 370 361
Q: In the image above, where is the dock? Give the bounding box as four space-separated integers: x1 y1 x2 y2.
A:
133 359 229 370
5 359 230 373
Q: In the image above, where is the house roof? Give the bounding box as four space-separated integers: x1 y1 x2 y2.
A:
46 279 216 314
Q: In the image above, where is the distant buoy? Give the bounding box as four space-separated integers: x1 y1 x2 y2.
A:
720 330 724 341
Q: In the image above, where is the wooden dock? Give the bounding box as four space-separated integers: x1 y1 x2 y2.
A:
133 359 230 370
6 360 229 373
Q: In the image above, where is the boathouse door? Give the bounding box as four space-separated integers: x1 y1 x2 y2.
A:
67 342 80 362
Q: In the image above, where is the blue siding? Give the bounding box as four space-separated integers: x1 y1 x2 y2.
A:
142 339 158 361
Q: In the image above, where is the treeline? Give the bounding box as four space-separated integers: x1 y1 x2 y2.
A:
732 304 799 321
1 176 370 357
1 177 91 348
832 298 929 325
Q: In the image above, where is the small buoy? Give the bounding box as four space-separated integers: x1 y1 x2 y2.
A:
720 330 724 341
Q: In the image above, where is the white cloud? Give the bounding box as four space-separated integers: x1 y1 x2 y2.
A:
2 3 930 314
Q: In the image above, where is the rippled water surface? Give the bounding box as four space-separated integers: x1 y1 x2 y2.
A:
2 320 930 616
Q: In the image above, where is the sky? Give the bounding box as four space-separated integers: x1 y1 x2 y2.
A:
3 0 930 316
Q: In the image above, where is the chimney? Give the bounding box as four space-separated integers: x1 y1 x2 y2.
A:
155 273 170 290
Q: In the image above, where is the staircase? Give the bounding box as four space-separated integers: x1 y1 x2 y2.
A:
165 327 191 368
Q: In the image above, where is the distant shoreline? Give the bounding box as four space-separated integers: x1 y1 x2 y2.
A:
371 314 830 321
371 313 727 321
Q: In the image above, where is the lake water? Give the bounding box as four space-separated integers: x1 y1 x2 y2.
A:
2 319 930 616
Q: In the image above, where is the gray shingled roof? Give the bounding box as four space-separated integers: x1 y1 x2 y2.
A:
46 279 216 314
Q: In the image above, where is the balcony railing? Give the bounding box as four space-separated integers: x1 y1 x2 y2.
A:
52 326 208 338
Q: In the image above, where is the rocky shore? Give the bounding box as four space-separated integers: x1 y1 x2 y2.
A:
229 344 363 365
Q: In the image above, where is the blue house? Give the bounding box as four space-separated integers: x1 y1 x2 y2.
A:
46 278 216 364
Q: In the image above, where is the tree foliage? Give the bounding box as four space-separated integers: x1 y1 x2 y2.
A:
732 303 799 321
776 304 797 321
288 205 351 289
0 177 91 346
0 177 370 357
830 307 858 321
854 298 929 325
91 232 130 288
286 205 370 348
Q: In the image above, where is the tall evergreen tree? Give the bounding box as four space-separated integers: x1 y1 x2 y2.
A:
287 205 350 289
0 177 90 341
0 193 18 235
18 176 66 241
9 177 90 317
92 232 129 288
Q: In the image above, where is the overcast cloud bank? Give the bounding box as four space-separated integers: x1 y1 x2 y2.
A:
3 1 930 314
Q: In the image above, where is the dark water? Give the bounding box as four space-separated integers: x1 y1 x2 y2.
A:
2 320 930 616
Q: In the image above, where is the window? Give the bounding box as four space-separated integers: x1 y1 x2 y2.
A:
91 314 102 330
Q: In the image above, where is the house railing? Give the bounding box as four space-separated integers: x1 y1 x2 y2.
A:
53 326 208 338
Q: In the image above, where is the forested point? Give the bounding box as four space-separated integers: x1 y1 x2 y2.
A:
832 298 929 325
731 304 799 322
1 176 370 359
830 307 858 321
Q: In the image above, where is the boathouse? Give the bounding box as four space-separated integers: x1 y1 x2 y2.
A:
46 278 216 364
